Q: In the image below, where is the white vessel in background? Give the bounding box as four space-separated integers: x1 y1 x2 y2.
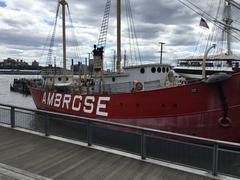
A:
174 54 240 80
174 0 240 80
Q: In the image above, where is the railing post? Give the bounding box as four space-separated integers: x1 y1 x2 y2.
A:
87 120 92 146
10 107 15 128
212 143 219 176
44 115 50 136
141 130 146 160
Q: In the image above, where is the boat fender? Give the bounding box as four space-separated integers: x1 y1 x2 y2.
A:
205 73 231 84
218 117 232 128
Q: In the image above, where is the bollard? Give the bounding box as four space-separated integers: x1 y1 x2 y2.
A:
10 107 15 128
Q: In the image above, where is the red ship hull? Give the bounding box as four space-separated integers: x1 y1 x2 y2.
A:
30 73 240 142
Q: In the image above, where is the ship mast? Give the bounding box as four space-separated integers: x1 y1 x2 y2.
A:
116 0 121 73
224 0 233 55
59 0 67 83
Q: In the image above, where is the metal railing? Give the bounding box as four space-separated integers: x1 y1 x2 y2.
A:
0 103 240 179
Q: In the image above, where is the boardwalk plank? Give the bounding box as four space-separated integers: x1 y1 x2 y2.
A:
0 126 215 180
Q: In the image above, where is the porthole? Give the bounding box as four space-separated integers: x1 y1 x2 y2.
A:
112 77 116 82
157 67 161 73
140 68 145 74
166 67 169 73
58 77 62 81
162 67 166 73
66 77 69 81
151 67 156 73
50 78 52 82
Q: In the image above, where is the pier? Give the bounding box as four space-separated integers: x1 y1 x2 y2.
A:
0 104 239 179
0 126 214 180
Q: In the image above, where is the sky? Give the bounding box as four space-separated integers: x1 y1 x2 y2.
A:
0 0 240 69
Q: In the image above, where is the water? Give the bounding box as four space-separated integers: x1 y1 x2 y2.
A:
0 74 39 109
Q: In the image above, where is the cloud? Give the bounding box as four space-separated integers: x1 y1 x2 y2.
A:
0 0 239 67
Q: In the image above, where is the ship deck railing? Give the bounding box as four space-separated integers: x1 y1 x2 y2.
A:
174 65 233 71
0 103 239 179
40 68 73 76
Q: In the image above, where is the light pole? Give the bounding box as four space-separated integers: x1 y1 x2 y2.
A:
159 42 165 64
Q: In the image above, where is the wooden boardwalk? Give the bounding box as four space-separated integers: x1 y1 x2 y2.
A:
0 126 215 180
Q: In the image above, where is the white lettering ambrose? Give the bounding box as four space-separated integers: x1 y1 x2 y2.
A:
42 93 110 117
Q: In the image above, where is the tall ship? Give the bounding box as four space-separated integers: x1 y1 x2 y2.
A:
30 0 240 143
173 0 240 80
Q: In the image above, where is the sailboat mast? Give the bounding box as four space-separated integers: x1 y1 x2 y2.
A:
60 0 67 82
116 0 121 73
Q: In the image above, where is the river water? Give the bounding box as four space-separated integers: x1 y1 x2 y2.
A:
0 75 39 109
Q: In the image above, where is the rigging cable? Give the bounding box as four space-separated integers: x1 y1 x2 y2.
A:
125 0 142 65
206 0 222 55
46 2 60 66
66 4 82 64
38 2 61 67
125 0 133 65
97 0 112 48
177 0 240 43
39 27 54 66
191 0 215 57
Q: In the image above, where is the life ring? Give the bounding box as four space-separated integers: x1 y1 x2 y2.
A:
218 117 232 128
135 82 143 91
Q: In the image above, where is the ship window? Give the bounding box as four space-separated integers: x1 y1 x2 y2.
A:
151 67 156 73
66 77 69 81
157 67 161 73
140 68 145 74
166 67 169 73
58 77 62 81
112 77 116 82
162 67 166 73
235 62 239 68
180 62 188 66
206 63 214 67
50 78 52 81
191 62 201 67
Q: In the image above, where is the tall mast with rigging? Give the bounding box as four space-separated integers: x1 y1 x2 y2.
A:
59 0 67 83
116 0 121 73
